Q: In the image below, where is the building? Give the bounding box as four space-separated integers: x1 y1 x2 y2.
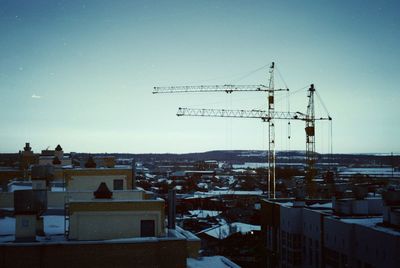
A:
39 144 72 166
67 182 165 240
261 191 400 268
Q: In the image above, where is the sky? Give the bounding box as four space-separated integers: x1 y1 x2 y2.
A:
0 0 399 154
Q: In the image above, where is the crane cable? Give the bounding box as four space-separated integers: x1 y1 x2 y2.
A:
276 67 289 90
277 66 292 163
229 63 271 84
274 85 309 105
315 90 333 164
315 91 331 118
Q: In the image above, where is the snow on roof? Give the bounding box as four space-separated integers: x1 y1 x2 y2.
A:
340 217 400 236
51 186 65 192
279 202 295 207
188 210 222 218
199 222 260 240
171 171 186 177
309 202 333 209
7 182 32 192
193 190 263 198
187 256 240 268
0 215 65 237
214 186 229 191
145 173 156 179
231 169 247 173
197 182 208 189
232 162 268 169
44 215 65 235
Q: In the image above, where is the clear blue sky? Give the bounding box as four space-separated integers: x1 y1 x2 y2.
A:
0 0 399 154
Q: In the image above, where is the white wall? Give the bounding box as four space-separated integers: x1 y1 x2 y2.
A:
69 210 163 240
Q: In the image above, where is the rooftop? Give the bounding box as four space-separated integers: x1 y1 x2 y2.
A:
198 222 260 240
339 217 400 236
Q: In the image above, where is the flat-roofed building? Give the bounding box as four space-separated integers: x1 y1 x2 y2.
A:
68 196 165 240
261 195 400 268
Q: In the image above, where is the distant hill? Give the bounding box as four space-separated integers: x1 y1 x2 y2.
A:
69 150 400 167
0 150 398 168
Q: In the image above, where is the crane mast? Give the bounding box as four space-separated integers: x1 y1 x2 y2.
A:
305 84 317 197
268 62 276 198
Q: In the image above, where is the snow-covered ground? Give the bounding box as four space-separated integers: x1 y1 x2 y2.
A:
192 190 263 198
341 217 400 236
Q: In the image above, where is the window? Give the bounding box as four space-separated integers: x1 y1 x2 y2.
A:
113 179 123 190
140 220 155 237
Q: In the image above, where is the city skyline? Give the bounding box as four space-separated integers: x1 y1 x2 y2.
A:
1 1 399 154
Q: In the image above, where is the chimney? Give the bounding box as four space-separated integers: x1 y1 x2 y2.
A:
24 142 32 152
168 189 176 229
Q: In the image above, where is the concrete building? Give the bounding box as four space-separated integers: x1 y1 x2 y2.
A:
67 183 165 240
261 193 400 268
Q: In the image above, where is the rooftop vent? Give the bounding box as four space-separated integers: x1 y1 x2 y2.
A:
24 142 32 152
94 182 113 199
85 155 97 168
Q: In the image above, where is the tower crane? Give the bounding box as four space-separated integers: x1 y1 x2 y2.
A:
153 63 287 199
153 63 332 198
